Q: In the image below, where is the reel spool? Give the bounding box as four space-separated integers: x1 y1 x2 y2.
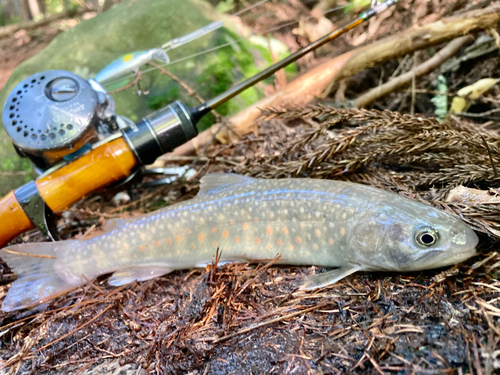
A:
2 70 118 173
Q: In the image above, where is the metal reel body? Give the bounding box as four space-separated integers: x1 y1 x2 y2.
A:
2 70 116 172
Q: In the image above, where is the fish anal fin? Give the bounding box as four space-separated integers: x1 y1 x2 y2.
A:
198 173 255 196
108 266 173 286
299 264 361 290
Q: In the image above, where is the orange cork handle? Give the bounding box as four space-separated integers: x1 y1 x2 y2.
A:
0 190 36 246
0 137 137 248
36 137 137 211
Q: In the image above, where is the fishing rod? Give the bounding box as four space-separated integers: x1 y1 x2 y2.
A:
0 0 399 248
102 2 352 87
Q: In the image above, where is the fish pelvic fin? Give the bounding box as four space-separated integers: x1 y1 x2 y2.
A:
0 241 79 312
108 266 173 286
299 264 361 290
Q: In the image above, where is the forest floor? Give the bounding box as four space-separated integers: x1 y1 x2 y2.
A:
1 0 500 374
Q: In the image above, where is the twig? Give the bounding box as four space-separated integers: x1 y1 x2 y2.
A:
1 248 57 259
148 61 222 122
108 70 143 93
31 304 113 354
212 303 326 343
355 36 472 108
480 133 499 178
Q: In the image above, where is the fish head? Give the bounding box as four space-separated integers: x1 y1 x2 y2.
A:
346 199 478 272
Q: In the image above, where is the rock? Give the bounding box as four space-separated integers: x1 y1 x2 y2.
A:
0 0 289 195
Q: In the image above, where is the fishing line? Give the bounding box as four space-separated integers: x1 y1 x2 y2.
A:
103 2 351 86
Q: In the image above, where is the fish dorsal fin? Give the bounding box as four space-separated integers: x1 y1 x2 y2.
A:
198 173 256 196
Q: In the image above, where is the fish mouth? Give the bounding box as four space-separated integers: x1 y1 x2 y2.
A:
431 245 477 269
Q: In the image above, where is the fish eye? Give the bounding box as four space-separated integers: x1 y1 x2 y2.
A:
414 226 438 247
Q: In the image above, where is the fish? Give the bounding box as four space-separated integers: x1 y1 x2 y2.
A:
93 49 170 84
0 173 478 312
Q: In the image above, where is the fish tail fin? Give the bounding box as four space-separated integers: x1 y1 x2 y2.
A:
1 241 80 312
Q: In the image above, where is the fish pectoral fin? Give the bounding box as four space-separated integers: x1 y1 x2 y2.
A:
108 266 173 286
298 264 361 290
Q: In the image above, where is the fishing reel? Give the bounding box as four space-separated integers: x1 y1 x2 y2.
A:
2 69 197 175
1 69 198 243
3 70 119 174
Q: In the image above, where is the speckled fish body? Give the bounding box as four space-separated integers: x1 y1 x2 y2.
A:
0 174 478 311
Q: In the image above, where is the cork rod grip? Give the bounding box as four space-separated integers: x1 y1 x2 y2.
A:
0 137 137 248
36 137 137 211
0 190 35 247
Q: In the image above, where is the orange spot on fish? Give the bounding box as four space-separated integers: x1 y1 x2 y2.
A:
191 244 195 250
223 230 229 238
211 227 217 233
328 238 334 245
139 245 145 251
166 238 172 245
267 244 272 250
242 223 248 230
313 244 319 250
278 239 283 246
340 228 346 236
123 243 129 250
282 227 289 234
185 228 190 234
176 235 183 242
254 237 260 244
300 222 306 229
253 217 259 223
289 244 294 251
296 236 302 244
230 219 235 225
155 240 161 247
315 229 321 237
235 236 241 244
266 226 273 235
213 241 218 248
198 233 205 243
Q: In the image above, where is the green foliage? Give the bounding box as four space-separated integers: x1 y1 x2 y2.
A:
0 4 5 27
215 0 234 14
431 75 448 120
344 0 371 14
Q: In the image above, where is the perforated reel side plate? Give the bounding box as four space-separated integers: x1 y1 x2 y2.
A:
2 70 98 152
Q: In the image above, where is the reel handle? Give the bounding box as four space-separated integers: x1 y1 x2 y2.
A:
0 138 137 248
